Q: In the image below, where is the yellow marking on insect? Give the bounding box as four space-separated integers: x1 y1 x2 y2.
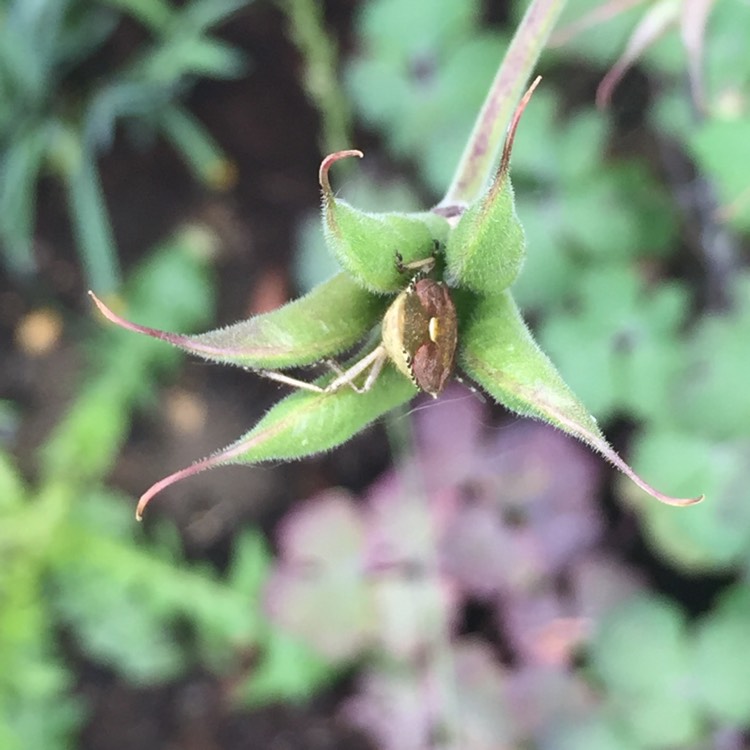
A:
428 317 440 343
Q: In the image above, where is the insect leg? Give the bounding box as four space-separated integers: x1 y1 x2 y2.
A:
323 346 387 393
394 251 436 275
256 369 327 393
257 346 387 395
359 348 388 392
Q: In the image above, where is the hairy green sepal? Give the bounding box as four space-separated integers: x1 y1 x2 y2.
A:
323 204 450 293
188 272 385 368
445 175 525 293
319 150 450 293
222 363 417 464
457 290 701 507
458 290 601 438
92 272 385 370
136 363 418 517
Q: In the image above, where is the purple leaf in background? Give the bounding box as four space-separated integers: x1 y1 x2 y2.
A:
500 586 590 668
450 640 519 749
266 478 459 662
505 664 595 743
364 459 462 659
476 420 606 571
441 500 547 597
344 664 438 750
569 553 646 622
441 419 605 596
266 385 611 665
495 553 645 672
345 639 517 750
410 385 487 493
264 489 376 661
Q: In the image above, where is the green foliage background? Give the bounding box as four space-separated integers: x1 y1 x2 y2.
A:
2 0 750 748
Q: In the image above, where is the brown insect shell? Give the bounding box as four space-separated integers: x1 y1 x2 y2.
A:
381 276 458 397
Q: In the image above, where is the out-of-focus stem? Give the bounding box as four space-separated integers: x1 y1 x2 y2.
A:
440 0 566 209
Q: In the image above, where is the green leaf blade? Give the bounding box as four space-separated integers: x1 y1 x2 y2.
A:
694 586 750 724
591 595 700 749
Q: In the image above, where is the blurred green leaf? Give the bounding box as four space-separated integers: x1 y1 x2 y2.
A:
0 448 27 511
241 628 333 704
346 0 509 195
693 585 750 724
0 513 84 749
591 595 700 749
419 34 509 191
560 167 676 261
143 36 246 81
179 0 251 31
701 0 750 99
40 383 131 484
160 104 236 188
64 141 121 294
361 0 479 56
512 96 678 310
689 116 750 231
52 494 267 682
83 81 172 149
0 0 250 288
553 715 636 750
625 429 750 571
538 266 689 421
101 0 174 31
0 124 49 274
511 92 607 184
671 274 750 440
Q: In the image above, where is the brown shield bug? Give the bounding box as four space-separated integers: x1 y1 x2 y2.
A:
259 250 458 398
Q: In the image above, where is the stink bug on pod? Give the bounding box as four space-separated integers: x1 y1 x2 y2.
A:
259 249 457 398
381 252 457 397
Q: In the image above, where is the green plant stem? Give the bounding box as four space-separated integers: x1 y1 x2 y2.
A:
440 0 567 208
278 0 353 154
0 125 47 276
161 105 236 190
64 147 121 294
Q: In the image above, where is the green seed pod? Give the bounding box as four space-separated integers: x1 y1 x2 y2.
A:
444 176 525 294
320 150 449 294
444 79 539 294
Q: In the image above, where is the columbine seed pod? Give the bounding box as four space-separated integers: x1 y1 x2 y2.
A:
320 150 450 293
